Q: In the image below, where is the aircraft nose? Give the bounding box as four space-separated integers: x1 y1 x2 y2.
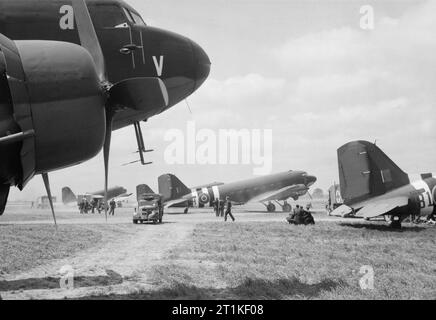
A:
306 175 317 186
191 40 211 92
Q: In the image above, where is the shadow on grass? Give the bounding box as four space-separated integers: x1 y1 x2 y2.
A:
339 223 426 232
0 270 123 292
82 277 346 300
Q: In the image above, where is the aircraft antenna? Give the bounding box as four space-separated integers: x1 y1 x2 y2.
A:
185 99 193 114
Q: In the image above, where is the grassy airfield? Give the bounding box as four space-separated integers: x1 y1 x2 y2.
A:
100 221 435 300
1 205 435 300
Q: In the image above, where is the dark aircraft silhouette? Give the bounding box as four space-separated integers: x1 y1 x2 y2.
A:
0 0 210 222
138 171 317 213
331 141 436 228
62 186 131 205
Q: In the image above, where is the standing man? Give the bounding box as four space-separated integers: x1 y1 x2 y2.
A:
224 196 235 222
79 198 85 214
109 199 116 216
213 199 219 217
219 199 225 217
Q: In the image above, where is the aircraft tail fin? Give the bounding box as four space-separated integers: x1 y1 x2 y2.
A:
62 187 77 204
158 174 191 202
136 184 155 201
338 141 410 205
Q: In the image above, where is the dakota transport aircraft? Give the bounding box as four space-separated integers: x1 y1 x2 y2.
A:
331 141 436 229
138 171 317 213
62 186 131 205
0 0 211 222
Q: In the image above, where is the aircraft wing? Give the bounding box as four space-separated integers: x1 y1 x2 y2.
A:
355 197 409 219
113 193 133 202
89 195 104 200
251 184 308 203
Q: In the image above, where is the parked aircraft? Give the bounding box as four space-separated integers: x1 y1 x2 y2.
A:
62 186 131 205
331 141 436 228
0 0 210 223
138 171 317 213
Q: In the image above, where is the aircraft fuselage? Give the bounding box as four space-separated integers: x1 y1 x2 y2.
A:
0 0 210 130
181 171 316 208
351 177 436 219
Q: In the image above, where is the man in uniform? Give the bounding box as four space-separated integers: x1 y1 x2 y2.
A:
213 199 219 217
79 198 86 214
109 199 116 216
219 199 225 217
224 196 235 222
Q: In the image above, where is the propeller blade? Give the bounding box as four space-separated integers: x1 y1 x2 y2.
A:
103 110 114 222
72 0 107 82
108 78 169 112
42 173 57 230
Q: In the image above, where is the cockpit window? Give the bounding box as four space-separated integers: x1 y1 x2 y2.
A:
122 7 135 25
89 4 129 29
129 11 147 27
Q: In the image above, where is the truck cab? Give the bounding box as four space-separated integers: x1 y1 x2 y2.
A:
133 193 163 224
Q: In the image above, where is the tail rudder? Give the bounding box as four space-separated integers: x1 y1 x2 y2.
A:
338 141 409 205
158 174 191 202
136 184 155 201
62 187 77 204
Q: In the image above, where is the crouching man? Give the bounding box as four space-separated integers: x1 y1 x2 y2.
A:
287 205 315 226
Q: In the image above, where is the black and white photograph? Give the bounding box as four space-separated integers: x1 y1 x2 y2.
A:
0 0 435 307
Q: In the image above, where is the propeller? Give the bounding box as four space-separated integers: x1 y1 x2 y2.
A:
42 173 57 230
72 0 169 221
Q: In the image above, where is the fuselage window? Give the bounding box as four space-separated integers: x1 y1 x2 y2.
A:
89 4 129 29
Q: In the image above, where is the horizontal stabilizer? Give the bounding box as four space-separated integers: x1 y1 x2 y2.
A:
356 197 409 219
164 195 195 209
330 205 353 217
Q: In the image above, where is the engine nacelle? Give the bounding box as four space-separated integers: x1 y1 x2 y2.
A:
0 36 105 188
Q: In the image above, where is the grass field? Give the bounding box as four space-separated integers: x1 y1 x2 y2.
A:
0 225 102 275
105 221 436 300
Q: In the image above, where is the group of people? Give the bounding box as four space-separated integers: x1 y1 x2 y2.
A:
213 197 235 222
286 204 315 226
79 198 117 216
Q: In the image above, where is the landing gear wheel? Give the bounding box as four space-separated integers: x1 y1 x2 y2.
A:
184 208 189 214
283 204 292 213
267 203 276 213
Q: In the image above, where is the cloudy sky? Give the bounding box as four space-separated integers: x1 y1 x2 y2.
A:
9 0 436 201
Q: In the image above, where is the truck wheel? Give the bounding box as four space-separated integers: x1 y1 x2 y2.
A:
133 220 138 224
283 204 292 213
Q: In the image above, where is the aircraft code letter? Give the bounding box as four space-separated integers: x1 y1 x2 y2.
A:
153 56 164 77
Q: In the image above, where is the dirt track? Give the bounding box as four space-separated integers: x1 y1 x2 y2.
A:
0 205 343 300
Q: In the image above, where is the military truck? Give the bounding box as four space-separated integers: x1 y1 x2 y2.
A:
133 193 164 224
